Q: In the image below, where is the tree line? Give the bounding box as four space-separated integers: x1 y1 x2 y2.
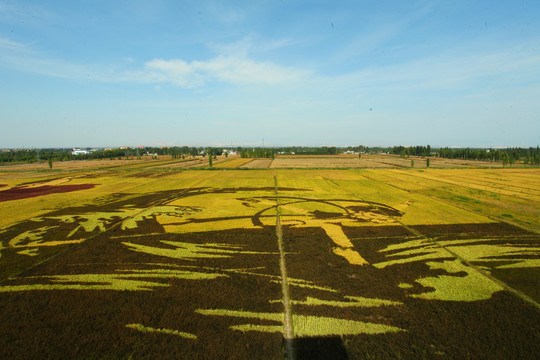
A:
1 145 539 166
389 145 540 166
0 147 217 164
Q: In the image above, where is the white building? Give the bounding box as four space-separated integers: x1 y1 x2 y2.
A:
71 148 90 155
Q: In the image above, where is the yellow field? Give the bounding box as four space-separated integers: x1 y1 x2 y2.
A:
1 167 537 256
270 153 507 169
0 163 538 359
362 168 540 232
212 157 253 168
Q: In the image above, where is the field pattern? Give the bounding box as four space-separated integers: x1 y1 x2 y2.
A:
0 166 538 359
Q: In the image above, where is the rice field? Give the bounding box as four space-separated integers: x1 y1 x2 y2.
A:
269 154 506 169
241 159 274 168
0 163 538 359
212 157 253 168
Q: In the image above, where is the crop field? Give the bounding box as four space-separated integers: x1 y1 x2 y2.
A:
0 164 538 359
270 154 505 169
212 157 253 168
241 159 274 168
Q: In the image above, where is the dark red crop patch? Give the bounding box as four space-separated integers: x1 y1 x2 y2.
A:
0 184 96 202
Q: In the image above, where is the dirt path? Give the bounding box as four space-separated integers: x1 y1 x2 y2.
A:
274 176 295 359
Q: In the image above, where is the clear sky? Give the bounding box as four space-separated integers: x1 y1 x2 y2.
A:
1 0 539 148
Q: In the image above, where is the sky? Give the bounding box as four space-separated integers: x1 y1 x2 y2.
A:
1 0 539 148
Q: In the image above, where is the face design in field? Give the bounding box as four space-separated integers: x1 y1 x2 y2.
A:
249 197 405 266
1 186 536 304
153 192 405 267
156 192 403 230
253 197 403 226
1 184 539 350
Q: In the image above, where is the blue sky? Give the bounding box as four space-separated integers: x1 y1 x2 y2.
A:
1 0 539 148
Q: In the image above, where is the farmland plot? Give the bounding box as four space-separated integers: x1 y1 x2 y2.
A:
0 168 538 359
213 157 253 168
240 159 273 168
270 157 379 168
270 154 506 169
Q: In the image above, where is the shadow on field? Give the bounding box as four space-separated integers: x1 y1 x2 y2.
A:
290 336 349 360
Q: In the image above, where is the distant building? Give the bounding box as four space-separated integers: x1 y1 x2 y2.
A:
71 148 90 155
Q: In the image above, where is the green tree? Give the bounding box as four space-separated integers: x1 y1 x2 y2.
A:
426 158 430 167
501 152 509 167
208 148 213 167
48 157 53 169
411 159 414 167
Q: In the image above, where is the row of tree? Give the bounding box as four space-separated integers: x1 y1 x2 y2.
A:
239 148 275 158
391 145 431 157
1 146 539 166
389 145 540 166
0 147 221 163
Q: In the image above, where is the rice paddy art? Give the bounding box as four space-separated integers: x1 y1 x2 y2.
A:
0 168 539 359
